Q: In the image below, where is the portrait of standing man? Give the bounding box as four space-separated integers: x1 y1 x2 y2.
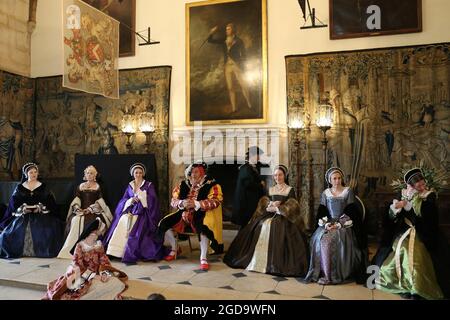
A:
187 0 267 125
207 23 252 114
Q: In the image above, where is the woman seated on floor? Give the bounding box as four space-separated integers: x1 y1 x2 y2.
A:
44 218 128 300
223 165 309 277
0 163 64 259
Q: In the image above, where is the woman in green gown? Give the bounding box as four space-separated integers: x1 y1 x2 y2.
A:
372 168 444 300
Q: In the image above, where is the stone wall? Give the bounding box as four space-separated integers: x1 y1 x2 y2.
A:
0 0 35 77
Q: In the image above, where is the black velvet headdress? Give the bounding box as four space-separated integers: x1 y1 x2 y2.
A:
22 162 38 178
404 168 423 185
245 146 264 160
69 218 103 255
185 160 208 179
274 165 290 184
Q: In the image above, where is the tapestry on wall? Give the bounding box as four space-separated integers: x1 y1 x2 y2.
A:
286 43 450 234
35 66 171 210
0 71 35 180
63 0 120 99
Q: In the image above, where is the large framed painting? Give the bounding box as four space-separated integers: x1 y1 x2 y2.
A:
186 0 267 125
82 0 136 57
330 0 422 39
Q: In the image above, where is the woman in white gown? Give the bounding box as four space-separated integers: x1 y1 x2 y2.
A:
58 165 113 259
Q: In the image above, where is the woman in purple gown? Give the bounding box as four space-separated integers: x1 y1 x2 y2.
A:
103 163 167 263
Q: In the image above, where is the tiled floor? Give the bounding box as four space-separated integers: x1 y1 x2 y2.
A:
0 230 404 300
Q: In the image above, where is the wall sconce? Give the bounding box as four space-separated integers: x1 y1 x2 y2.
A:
316 103 334 189
288 108 308 199
139 111 156 153
121 114 136 154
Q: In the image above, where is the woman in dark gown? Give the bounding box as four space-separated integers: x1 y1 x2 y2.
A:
224 165 309 277
0 163 64 258
58 165 113 259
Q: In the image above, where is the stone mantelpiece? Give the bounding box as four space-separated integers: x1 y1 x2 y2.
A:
168 125 289 193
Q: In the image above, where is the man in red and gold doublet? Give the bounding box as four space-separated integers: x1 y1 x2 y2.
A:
158 161 223 270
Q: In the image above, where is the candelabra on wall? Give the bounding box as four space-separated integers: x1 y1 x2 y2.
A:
288 107 310 200
121 114 136 154
139 111 156 154
315 103 334 190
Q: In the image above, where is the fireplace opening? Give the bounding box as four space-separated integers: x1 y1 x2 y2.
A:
208 162 272 222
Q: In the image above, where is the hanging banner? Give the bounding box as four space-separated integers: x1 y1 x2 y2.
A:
63 0 120 99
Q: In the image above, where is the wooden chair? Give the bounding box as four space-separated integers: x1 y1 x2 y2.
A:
355 195 366 222
177 228 200 253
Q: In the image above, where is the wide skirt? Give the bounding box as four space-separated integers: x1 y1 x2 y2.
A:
224 212 308 277
376 234 443 300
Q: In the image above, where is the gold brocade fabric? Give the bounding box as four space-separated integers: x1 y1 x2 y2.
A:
250 196 306 234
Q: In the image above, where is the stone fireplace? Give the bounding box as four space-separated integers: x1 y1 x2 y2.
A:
168 125 288 215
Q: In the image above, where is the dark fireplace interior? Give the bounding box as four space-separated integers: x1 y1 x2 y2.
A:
208 162 272 223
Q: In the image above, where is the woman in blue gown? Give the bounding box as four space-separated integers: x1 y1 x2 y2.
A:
305 167 367 285
0 163 64 258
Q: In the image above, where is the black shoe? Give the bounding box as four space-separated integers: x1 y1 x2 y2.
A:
210 243 224 255
399 293 412 299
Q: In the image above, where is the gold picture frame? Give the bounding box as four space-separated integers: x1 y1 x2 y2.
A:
186 0 267 125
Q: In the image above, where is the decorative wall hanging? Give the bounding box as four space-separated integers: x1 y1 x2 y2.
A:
0 71 35 180
186 0 267 125
63 0 120 99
